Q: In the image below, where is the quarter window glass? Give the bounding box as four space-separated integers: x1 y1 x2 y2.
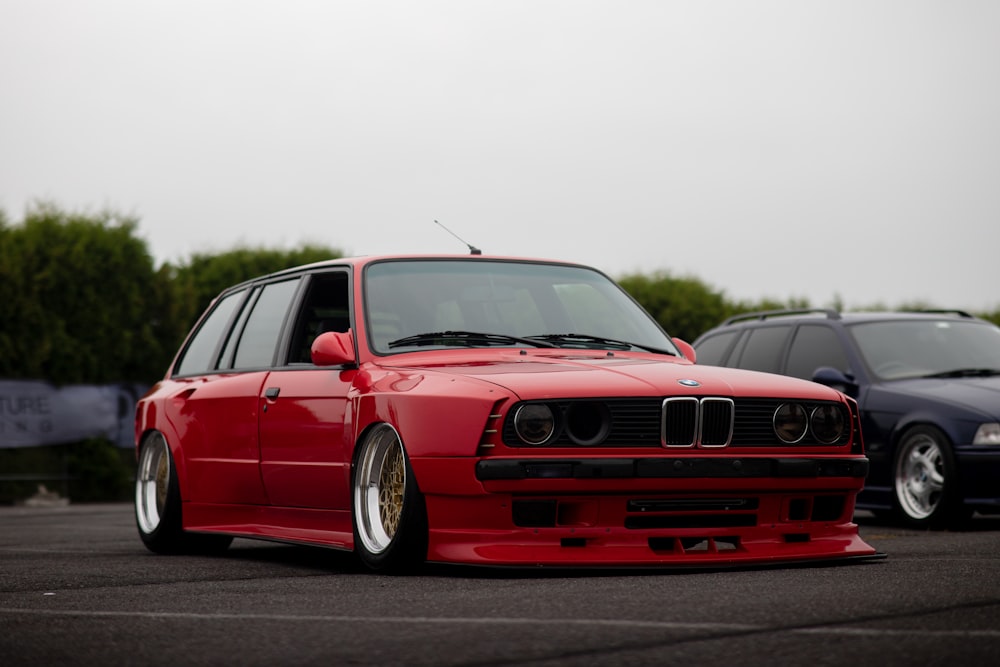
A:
693 331 740 366
786 325 849 380
218 287 260 369
233 279 301 369
174 290 247 376
734 326 790 373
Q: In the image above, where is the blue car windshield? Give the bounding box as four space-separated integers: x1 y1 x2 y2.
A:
849 319 1000 380
362 259 679 355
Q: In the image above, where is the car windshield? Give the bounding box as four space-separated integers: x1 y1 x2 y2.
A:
849 319 1000 380
363 259 679 355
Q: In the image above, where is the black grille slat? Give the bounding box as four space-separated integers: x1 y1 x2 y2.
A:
734 399 782 443
502 397 850 448
606 401 663 444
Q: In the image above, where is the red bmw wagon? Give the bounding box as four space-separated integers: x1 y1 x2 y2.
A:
134 254 880 571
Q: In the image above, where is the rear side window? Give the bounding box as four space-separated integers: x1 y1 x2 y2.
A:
785 325 849 380
733 326 791 373
174 289 248 376
232 279 302 369
693 330 741 366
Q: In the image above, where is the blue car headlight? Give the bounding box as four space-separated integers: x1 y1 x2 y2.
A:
973 423 1000 445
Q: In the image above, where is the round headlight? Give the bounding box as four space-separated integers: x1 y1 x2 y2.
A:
514 403 556 445
774 403 808 444
564 401 611 446
811 404 846 444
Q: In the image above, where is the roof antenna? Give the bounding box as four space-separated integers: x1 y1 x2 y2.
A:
435 220 482 255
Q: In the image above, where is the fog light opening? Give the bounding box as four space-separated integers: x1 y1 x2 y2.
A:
787 498 812 522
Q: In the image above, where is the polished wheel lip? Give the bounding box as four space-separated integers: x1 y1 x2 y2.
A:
135 433 169 534
894 433 945 520
354 424 406 555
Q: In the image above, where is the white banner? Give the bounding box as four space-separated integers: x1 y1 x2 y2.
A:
0 380 147 449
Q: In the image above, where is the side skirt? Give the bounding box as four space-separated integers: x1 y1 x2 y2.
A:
183 502 354 550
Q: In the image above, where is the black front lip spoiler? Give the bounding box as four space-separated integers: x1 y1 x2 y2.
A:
427 551 888 573
476 457 870 481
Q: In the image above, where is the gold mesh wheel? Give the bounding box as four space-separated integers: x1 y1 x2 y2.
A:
377 443 405 537
354 424 408 555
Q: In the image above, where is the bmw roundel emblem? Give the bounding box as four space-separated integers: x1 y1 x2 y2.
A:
678 379 701 387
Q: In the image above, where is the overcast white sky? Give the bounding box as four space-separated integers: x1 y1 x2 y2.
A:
2 1 998 311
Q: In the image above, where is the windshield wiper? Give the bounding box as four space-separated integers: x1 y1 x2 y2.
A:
387 331 557 349
922 368 1000 379
526 333 676 355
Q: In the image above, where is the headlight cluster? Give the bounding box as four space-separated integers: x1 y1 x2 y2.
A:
773 402 847 444
507 398 850 448
513 401 611 446
973 423 1000 445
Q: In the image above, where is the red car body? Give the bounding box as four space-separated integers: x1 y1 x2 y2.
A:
134 254 880 570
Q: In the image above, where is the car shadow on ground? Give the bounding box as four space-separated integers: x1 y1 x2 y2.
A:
204 512 998 578
223 539 367 573
216 538 887 580
854 509 1000 532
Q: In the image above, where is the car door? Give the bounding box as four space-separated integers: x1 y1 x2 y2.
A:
166 279 302 506
257 271 355 510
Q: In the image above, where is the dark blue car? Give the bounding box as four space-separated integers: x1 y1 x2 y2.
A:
692 309 1000 528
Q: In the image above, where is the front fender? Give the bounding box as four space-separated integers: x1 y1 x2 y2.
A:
351 370 512 458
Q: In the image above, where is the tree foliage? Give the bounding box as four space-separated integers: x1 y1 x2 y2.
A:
0 205 342 385
617 272 730 343
616 272 813 343
4 202 997 504
1 202 997 385
0 203 177 383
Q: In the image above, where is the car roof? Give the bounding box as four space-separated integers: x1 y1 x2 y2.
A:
221 253 598 291
714 308 981 329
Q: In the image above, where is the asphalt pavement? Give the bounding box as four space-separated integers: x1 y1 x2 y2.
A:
1 503 999 666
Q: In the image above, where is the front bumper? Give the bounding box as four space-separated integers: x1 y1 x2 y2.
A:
415 456 879 567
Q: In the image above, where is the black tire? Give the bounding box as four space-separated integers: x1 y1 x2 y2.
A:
891 425 970 529
135 431 232 554
352 424 428 573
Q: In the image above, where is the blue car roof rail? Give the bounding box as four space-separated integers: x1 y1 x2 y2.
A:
721 308 841 326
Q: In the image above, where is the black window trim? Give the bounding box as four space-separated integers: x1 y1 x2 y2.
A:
171 264 357 378
170 287 253 378
274 268 354 368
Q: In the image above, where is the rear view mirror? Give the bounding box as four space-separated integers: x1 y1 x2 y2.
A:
672 337 696 363
311 331 356 367
812 366 857 396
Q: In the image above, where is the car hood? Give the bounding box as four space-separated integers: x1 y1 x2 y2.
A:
379 350 843 401
877 375 1000 419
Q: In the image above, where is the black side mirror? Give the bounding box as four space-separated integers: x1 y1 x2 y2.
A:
811 366 858 397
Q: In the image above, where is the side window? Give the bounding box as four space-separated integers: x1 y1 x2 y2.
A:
733 326 791 373
692 330 741 366
287 272 351 364
218 286 260 369
232 279 302 369
785 325 849 380
173 289 248 376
